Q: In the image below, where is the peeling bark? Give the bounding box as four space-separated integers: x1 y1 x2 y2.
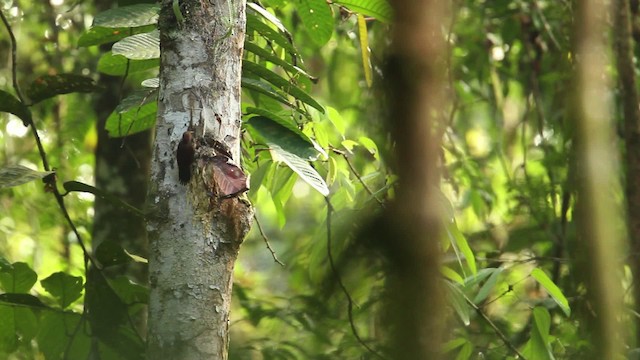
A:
147 1 252 359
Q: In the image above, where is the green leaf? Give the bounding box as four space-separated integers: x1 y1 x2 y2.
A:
244 41 315 80
0 90 31 126
297 0 334 46
37 311 85 360
26 74 102 103
473 267 502 304
0 305 17 353
97 52 159 76
242 77 294 108
246 116 318 159
531 268 570 316
115 89 158 113
357 14 372 87
41 272 83 309
0 293 47 308
0 262 37 293
246 12 298 56
446 282 470 326
0 165 55 189
446 221 477 276
92 4 160 28
95 241 131 267
522 306 555 360
104 101 157 137
243 61 324 112
455 342 473 360
269 144 329 196
109 276 149 305
112 30 160 60
78 25 156 47
333 0 393 23
245 107 313 145
441 266 464 285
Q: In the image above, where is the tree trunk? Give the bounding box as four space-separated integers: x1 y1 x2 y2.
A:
382 1 448 358
573 0 626 357
147 1 252 359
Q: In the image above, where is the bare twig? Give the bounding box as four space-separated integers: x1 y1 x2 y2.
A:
325 197 386 360
253 213 285 266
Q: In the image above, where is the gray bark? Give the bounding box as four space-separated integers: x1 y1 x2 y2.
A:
147 1 252 359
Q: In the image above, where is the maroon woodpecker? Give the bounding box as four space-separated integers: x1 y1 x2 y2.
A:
176 131 195 184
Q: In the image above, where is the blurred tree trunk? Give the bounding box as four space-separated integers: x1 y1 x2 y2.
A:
147 1 252 359
614 0 640 347
382 1 448 358
573 0 626 357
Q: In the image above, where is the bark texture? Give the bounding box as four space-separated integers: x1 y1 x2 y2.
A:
147 1 252 359
614 0 640 347
382 0 448 358
573 0 626 357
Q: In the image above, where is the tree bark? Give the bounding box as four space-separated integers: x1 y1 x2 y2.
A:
147 1 252 359
613 0 640 347
382 1 448 358
573 0 626 357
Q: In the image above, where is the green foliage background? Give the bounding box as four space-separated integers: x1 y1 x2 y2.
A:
0 0 628 359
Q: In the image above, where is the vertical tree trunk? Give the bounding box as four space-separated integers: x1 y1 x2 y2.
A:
573 0 626 357
613 0 640 347
147 1 252 359
382 1 448 358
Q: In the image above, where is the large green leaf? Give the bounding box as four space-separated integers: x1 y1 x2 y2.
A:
0 165 53 189
446 282 470 326
246 12 298 56
0 90 31 126
26 74 102 104
92 4 160 28
78 25 155 47
37 312 87 360
0 262 37 293
97 53 159 76
246 115 317 159
104 101 157 137
531 268 570 316
41 272 83 309
242 77 295 107
521 306 555 360
243 61 324 112
269 145 329 196
297 0 334 46
245 107 312 143
333 0 393 23
112 30 160 60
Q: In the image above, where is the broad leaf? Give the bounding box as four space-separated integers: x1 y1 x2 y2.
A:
0 90 31 126
115 89 158 113
247 13 298 56
0 165 54 189
269 144 329 196
41 272 83 309
0 262 37 293
521 306 555 360
37 312 87 360
78 25 155 47
246 115 318 159
243 61 324 112
242 77 294 108
26 74 102 103
105 101 157 137
531 268 570 316
333 0 393 23
446 282 470 326
112 30 160 60
92 4 160 28
97 53 159 76
297 0 334 46
109 276 149 305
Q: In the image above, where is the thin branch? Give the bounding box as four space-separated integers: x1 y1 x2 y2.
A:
253 213 285 266
332 149 385 207
460 291 527 359
325 197 386 360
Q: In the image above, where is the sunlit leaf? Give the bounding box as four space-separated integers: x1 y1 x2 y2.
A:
92 4 160 28
531 268 570 316
78 25 155 47
0 165 54 189
297 0 333 46
0 262 37 293
41 272 83 309
521 306 555 360
357 14 372 87
112 30 160 60
97 52 159 76
441 266 464 285
269 145 329 196
334 0 393 23
104 101 157 137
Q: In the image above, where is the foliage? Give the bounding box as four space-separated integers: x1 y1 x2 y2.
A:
0 0 631 359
